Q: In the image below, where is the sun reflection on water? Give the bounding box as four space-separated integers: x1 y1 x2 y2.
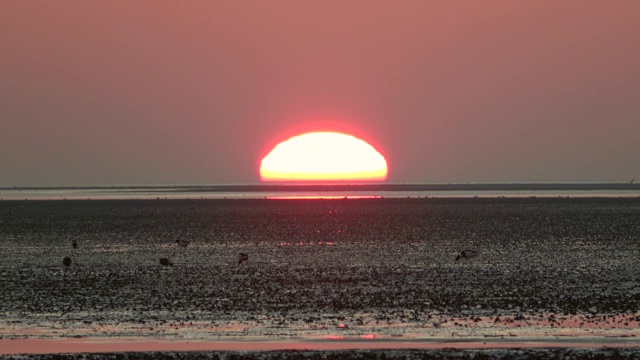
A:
278 241 335 247
267 195 377 200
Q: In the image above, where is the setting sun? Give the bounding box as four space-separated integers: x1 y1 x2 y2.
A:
260 132 388 182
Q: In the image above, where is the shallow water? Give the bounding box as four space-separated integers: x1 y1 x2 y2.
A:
1 184 639 200
1 198 639 355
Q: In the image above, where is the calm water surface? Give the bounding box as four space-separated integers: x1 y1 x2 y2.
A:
0 186 639 200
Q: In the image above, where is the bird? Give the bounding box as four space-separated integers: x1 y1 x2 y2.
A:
456 249 480 261
72 241 78 250
63 256 72 267
238 252 248 265
159 258 173 266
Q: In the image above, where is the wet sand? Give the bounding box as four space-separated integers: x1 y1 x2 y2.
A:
1 197 639 358
2 337 640 358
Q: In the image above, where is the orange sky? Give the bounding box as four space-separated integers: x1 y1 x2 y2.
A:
1 1 639 186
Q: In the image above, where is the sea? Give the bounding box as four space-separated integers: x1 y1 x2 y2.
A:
2 183 640 358
0 183 639 200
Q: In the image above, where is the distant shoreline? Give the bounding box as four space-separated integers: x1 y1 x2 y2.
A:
1 183 639 192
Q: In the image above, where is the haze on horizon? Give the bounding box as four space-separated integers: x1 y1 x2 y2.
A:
1 1 639 187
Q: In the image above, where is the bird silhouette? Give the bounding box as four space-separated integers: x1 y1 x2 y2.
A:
63 256 72 267
72 241 78 250
238 252 248 265
159 258 174 266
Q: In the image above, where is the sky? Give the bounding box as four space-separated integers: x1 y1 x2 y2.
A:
1 1 639 186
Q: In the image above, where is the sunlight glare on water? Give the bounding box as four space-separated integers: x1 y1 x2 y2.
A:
0 185 639 200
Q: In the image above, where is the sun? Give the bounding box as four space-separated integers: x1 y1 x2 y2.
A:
260 132 388 182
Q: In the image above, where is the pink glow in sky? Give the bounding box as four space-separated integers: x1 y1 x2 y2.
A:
1 1 639 186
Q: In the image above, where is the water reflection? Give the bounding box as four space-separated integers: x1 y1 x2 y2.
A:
0 185 639 200
278 241 335 247
268 195 377 200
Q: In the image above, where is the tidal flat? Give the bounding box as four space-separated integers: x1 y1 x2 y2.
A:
1 198 639 358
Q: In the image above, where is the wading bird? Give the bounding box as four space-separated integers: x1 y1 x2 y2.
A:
63 256 72 267
456 249 480 261
159 258 174 266
238 252 248 265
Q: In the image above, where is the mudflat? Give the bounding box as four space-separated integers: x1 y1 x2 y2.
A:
1 198 639 358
